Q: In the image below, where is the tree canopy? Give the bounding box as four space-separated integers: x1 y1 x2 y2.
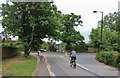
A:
1 2 85 57
2 2 62 57
89 12 120 51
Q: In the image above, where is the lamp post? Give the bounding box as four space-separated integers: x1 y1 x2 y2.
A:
93 11 103 46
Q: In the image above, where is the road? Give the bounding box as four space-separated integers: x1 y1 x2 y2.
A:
37 52 119 77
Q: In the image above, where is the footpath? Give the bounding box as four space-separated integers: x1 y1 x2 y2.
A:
31 53 50 77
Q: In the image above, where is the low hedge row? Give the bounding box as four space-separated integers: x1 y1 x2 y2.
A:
95 51 120 68
1 43 23 50
1 43 16 48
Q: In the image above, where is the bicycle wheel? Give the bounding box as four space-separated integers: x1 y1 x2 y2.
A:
73 61 76 69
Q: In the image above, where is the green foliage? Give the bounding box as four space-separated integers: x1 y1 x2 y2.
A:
89 12 120 51
48 43 56 52
65 43 72 51
103 12 120 32
89 28 101 48
32 41 49 51
90 12 120 68
96 51 120 68
86 42 94 48
1 2 84 56
74 42 87 52
2 43 16 48
15 40 25 50
1 2 62 57
2 41 25 50
40 41 49 50
61 13 83 43
58 13 84 50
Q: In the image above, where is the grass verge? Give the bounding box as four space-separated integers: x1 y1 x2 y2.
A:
2 53 37 76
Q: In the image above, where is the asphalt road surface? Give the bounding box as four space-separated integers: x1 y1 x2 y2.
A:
38 52 119 77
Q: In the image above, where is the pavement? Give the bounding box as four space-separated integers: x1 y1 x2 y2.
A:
32 53 50 77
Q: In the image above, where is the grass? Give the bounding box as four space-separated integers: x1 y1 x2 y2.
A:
2 53 37 76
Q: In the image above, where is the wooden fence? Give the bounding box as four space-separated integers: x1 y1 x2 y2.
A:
1 47 18 59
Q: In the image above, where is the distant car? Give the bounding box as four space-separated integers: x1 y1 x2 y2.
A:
40 49 46 52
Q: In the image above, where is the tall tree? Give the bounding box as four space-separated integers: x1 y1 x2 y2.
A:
47 13 84 51
1 2 61 57
61 13 84 50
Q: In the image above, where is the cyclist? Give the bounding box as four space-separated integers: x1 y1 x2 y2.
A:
69 49 76 67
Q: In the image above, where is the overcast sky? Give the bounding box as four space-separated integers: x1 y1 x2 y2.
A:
0 0 120 42
54 0 120 43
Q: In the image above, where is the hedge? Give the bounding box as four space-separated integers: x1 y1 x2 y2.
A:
95 51 120 68
1 43 16 48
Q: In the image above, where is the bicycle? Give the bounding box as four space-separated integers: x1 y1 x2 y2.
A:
70 58 76 69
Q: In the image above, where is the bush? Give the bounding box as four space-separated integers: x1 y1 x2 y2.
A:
1 42 24 50
2 43 16 48
96 51 120 68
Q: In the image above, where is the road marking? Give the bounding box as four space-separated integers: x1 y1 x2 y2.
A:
47 64 55 76
77 63 89 71
45 58 56 76
77 63 103 77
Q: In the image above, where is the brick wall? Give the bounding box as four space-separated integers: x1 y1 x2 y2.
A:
88 48 96 53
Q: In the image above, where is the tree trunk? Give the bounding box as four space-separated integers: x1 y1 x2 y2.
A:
24 45 28 57
26 45 32 57
24 39 34 58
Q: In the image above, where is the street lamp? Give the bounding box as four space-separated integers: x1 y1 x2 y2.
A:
93 11 103 45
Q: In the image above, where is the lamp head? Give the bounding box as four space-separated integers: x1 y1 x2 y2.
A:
93 11 97 13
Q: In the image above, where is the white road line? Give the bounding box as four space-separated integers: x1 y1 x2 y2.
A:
61 55 89 71
77 63 89 71
47 64 55 76
45 58 56 76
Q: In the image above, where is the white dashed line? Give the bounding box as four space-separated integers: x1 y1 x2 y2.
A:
77 63 89 71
